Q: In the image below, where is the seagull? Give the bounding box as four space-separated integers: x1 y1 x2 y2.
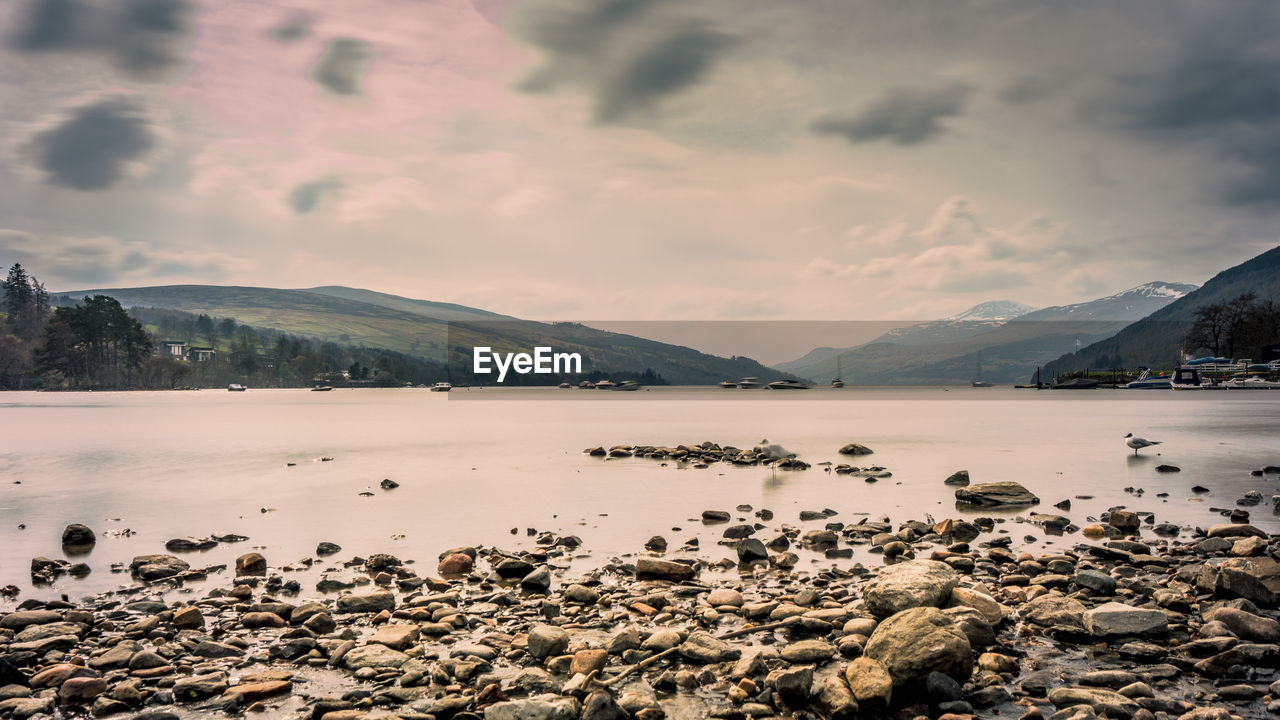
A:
1125 433 1161 455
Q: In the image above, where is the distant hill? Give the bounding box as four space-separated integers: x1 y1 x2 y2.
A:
1042 246 1280 376
49 285 789 385
775 283 1195 385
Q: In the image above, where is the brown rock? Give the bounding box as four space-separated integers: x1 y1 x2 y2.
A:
172 606 204 629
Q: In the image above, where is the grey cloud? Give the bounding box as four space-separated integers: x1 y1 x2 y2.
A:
271 14 311 43
813 84 972 146
28 96 156 191
313 38 369 95
290 179 342 214
511 0 735 124
1101 12 1280 207
8 0 191 77
1001 75 1061 105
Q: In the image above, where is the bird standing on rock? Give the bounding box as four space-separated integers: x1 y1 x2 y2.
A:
1125 433 1161 455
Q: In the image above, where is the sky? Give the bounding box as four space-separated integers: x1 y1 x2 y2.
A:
1 0 1278 322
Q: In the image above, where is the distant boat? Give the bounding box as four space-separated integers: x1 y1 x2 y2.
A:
227 383 247 392
1171 367 1204 390
971 351 994 387
579 381 595 389
832 356 845 388
1222 376 1280 389
595 380 616 389
612 380 640 391
719 381 737 388
971 381 995 388
430 382 452 392
736 377 761 389
558 382 572 389
1125 368 1172 390
767 380 810 390
311 385 333 392
1051 377 1099 389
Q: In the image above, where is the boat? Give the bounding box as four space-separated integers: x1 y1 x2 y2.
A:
430 382 452 392
1051 377 1099 389
1221 376 1280 389
579 381 595 389
227 383 246 392
311 385 333 392
767 380 810 390
612 380 640 391
558 382 572 389
736 377 761 389
971 351 994 387
1171 367 1204 390
719 381 737 388
595 380 616 389
831 356 845 388
1125 368 1172 390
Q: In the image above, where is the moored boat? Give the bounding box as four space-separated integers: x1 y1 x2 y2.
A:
595 380 616 389
612 380 640 391
1171 367 1204 390
736 377 761 389
227 383 246 392
1125 368 1172 390
767 380 810 390
1051 377 1099 389
311 385 333 392
719 381 737 388
430 382 452 392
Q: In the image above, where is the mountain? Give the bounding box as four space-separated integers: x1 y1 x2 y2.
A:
49 285 790 385
1042 246 1280 375
774 283 1196 384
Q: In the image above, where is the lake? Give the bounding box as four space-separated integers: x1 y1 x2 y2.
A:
2 386 1279 605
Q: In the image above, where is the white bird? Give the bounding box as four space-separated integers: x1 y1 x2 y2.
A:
1125 433 1161 455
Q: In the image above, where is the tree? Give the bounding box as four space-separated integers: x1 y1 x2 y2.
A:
34 295 152 387
1185 302 1229 357
2 263 50 341
195 314 215 344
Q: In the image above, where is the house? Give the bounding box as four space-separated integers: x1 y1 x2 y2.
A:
188 347 216 362
160 341 188 358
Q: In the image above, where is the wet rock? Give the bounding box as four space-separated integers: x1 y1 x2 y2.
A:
863 559 958 617
223 680 292 704
643 536 667 552
129 554 190 581
173 674 229 701
570 649 609 676
736 538 768 563
341 644 410 670
1022 593 1086 629
780 639 835 664
1215 556 1280 605
316 541 342 556
172 606 204 629
707 588 744 607
864 607 973 686
679 632 741 664
1108 509 1140 532
635 557 695 582
1083 602 1167 637
818 674 859 718
702 510 731 522
527 625 570 660
1047 687 1138 716
61 524 95 547
438 553 474 574
581 691 624 720
771 665 814 708
944 470 970 486
955 482 1040 508
236 552 267 576
0 610 61 631
1204 606 1280 642
845 656 892 710
564 584 600 604
164 537 216 552
370 624 420 651
1075 569 1117 595
520 566 552 592
336 590 394 614
485 694 579 720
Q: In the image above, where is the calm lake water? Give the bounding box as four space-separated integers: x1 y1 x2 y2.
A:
2 386 1279 605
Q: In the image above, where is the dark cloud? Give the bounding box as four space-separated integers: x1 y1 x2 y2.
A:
511 0 734 124
313 38 369 95
270 14 311 43
813 84 972 146
1106 26 1280 207
8 0 191 77
290 179 341 214
29 96 156 191
1001 75 1061 105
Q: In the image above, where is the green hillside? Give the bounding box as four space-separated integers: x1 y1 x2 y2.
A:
50 285 792 385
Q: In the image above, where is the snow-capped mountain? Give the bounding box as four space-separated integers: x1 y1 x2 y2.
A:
945 300 1038 322
1015 281 1197 323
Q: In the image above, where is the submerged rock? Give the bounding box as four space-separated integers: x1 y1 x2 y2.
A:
954 482 1040 507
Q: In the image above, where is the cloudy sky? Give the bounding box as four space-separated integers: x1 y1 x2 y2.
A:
1 0 1278 321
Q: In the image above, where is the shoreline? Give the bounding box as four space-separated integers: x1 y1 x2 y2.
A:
3 493 1279 720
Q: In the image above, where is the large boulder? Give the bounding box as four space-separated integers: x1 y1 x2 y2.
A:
862 560 958 618
955 482 1039 507
1216 557 1280 606
129 555 190 581
864 607 973 687
838 443 874 456
1021 594 1086 629
1082 603 1168 637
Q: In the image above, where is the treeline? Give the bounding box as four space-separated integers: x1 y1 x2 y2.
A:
0 263 453 389
1184 292 1280 360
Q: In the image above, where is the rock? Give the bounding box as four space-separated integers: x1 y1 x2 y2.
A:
369 624 420 651
565 584 600 604
771 666 813 706
943 606 995 647
702 510 731 522
1075 569 1117 595
679 632 741 664
862 560 958 617
839 443 874 456
438 553 474 574
1204 606 1280 642
341 644 409 670
570 649 609 676
1216 556 1280 605
164 537 216 551
61 524 95 546
1083 602 1168 637
643 536 667 552
240 611 286 629
222 680 292 704
1047 687 1138 716
845 657 892 710
520 566 552 592
949 587 1005 625
172 606 204 629
173 675 229 701
635 557 695 582
0 697 53 719
485 694 578 720
736 538 768 563
707 588 744 607
944 470 970 486
129 555 190 580
978 652 1019 673
58 677 107 703
1207 523 1267 539
864 607 973 686
316 542 342 556
1108 509 1140 531
235 552 267 576
954 482 1040 507
817 674 859 718
527 625 570 660
1022 593 1086 629
1154 464 1180 473
336 590 394 613
581 691 624 720
780 639 835 664
0 610 61 631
